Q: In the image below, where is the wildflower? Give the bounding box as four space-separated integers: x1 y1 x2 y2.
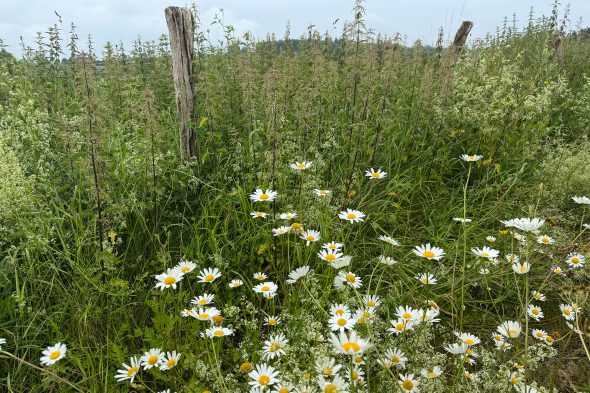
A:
240 362 253 373
160 351 181 371
286 266 311 284
338 209 365 224
527 305 544 321
262 334 288 360
365 167 387 180
416 272 437 285
486 236 496 242
273 226 291 236
396 306 421 322
323 241 344 250
300 229 321 245
506 254 519 263
465 371 479 381
495 340 512 351
572 196 590 205
265 315 281 326
461 154 482 162
378 235 400 246
191 293 215 306
115 356 140 383
511 262 530 274
346 365 365 384
532 291 546 301
155 268 184 290
560 304 575 320
334 271 362 289
459 333 481 346
332 256 352 269
420 308 441 324
251 211 267 219
273 382 295 393
329 331 370 355
329 314 357 332
249 363 280 389
421 366 442 379
479 268 490 275
398 373 420 392
250 189 278 202
388 319 415 335
453 217 472 223
290 161 313 171
514 386 539 393
194 307 220 322
140 348 164 370
471 246 499 259
544 335 555 345
551 266 564 275
0 337 6 350
314 189 332 197
363 295 381 309
317 375 348 392
383 348 407 369
254 272 268 280
318 249 343 263
445 343 468 354
279 212 297 220
330 304 351 317
378 255 398 265
497 321 521 338
290 222 304 233
354 308 375 324
503 218 545 233
229 279 243 288
536 235 554 245
175 260 197 274
413 244 445 261
315 358 342 377
40 342 67 366
566 253 585 268
254 282 278 296
205 327 234 338
180 308 196 318
197 268 221 283
532 329 548 341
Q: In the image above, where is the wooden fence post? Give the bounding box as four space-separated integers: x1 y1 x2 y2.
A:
553 34 564 65
165 6 198 161
451 21 473 55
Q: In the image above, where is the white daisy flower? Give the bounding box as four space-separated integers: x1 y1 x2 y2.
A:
286 266 311 284
382 348 408 369
566 253 585 268
362 294 381 309
532 329 548 340
532 291 546 301
253 281 278 295
273 226 291 236
331 255 352 269
416 272 437 285
365 167 387 180
412 243 445 261
315 357 342 377
115 356 140 383
330 303 351 317
552 266 564 275
205 327 234 338
197 268 221 283
300 229 321 245
396 305 421 322
444 343 468 354
458 333 481 346
248 363 280 389
398 373 420 392
334 271 362 289
160 351 181 371
317 375 348 392
229 279 243 288
318 249 343 263
329 331 370 355
452 217 472 223
250 189 278 202
253 272 268 280
265 315 281 326
560 304 576 321
191 293 215 306
388 319 415 335
279 212 297 220
314 189 332 197
155 268 184 290
497 321 521 338
486 235 496 242
421 366 442 379
323 241 344 250
328 314 357 332
40 342 67 366
378 235 400 246
527 304 544 321
193 307 220 322
338 209 365 224
471 246 499 259
378 255 398 265
175 260 197 274
536 235 554 245
250 211 267 219
140 348 164 370
290 161 313 171
262 333 288 360
572 196 590 205
461 154 483 162
511 262 530 274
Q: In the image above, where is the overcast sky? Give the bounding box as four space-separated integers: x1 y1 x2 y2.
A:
0 1 588 56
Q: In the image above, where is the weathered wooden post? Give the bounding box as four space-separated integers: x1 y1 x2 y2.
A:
165 6 198 161
451 21 473 55
553 34 564 65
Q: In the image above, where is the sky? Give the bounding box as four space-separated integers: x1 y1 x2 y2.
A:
0 1 589 56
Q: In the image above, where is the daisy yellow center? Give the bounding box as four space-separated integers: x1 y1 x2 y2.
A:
363 311 371 318
326 254 336 261
167 358 176 367
403 312 412 319
402 379 414 390
181 266 191 272
542 238 549 243
351 371 359 380
127 366 138 376
232 283 239 287
337 318 347 326
324 385 337 393
345 273 356 282
306 236 315 241
269 343 280 352
468 155 475 160
336 309 345 316
328 244 337 249
256 212 264 216
164 277 176 285
391 355 400 363
260 194 269 200
320 190 327 195
147 355 158 365
323 367 333 375
482 252 489 257
268 319 277 325
535 294 541 299
563 309 571 315
213 315 223 323
511 376 519 384
258 375 270 385
396 323 405 330
199 313 209 319
261 285 270 292
205 274 214 281
354 356 363 363
199 299 207 305
536 332 544 337
519 266 527 272
346 213 357 219
240 362 252 372
546 336 554 343
297 163 306 168
213 330 225 336
292 223 302 230
371 172 380 178
532 309 539 315
554 269 561 273
423 251 435 258
465 338 475 345
342 341 361 352
508 329 518 336
49 351 61 360
572 257 580 263
367 301 376 307
279 388 290 393
427 370 437 378
466 349 473 355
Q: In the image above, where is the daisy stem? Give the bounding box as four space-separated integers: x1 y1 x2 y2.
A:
0 350 84 392
350 356 356 393
211 338 228 391
459 164 472 331
575 318 590 362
